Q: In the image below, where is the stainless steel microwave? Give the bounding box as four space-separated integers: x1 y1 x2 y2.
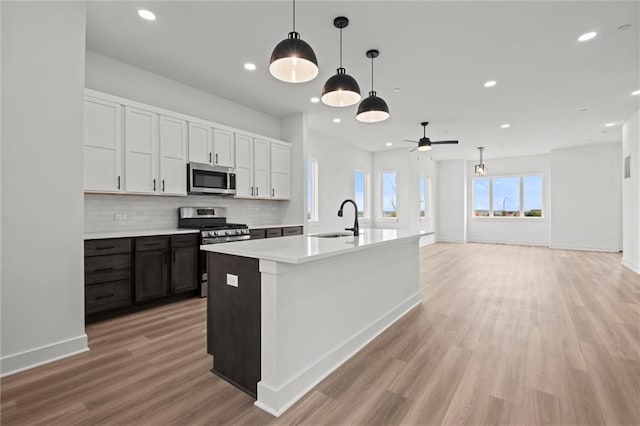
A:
187 163 236 195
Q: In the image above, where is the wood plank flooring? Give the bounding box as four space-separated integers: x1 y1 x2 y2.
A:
2 243 639 425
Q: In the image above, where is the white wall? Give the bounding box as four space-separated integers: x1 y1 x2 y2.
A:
1 2 88 376
550 143 622 252
467 154 550 246
437 160 467 243
85 51 280 139
307 132 373 234
622 110 640 272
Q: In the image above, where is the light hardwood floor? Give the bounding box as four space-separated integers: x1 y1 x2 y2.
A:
2 243 639 425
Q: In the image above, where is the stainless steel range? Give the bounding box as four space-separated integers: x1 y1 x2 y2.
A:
178 207 250 296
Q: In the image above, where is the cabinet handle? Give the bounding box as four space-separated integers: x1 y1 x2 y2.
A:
117 176 121 190
272 188 275 197
94 267 114 273
256 187 259 197
153 178 156 191
95 293 115 300
250 186 254 196
95 246 115 250
162 179 165 192
209 152 212 163
215 153 218 164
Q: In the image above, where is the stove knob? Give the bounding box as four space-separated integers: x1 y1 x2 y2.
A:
213 231 220 236
235 230 242 235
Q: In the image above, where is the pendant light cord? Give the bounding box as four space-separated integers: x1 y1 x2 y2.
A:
339 27 343 68
292 0 296 32
371 56 374 91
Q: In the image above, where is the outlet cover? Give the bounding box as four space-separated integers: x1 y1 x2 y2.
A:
226 274 238 287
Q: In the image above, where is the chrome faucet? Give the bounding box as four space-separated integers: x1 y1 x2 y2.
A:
338 199 359 237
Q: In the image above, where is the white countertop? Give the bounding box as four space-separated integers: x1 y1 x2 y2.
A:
200 228 423 264
84 228 199 240
250 224 304 229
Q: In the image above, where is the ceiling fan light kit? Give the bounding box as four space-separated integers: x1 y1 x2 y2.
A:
405 122 459 152
356 49 390 123
475 147 486 176
321 17 361 107
269 0 319 83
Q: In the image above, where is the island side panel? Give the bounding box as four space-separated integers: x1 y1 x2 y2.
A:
207 252 261 397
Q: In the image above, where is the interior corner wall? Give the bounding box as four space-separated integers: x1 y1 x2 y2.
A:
622 110 640 272
1 2 88 376
307 132 373 234
280 113 307 227
467 154 550 246
436 159 467 243
550 143 623 252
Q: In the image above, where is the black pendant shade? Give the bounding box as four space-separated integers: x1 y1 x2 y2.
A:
269 1 319 83
321 17 361 107
356 50 389 123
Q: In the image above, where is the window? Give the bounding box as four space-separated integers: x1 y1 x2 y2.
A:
419 175 429 219
472 174 543 218
381 171 398 218
354 170 370 219
306 158 318 221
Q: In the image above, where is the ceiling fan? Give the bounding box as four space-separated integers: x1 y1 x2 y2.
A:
403 122 459 152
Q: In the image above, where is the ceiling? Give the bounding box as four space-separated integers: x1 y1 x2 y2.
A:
85 1 640 160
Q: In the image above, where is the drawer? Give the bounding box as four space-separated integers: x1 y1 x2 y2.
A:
85 253 131 285
250 229 266 240
283 226 303 236
171 233 198 248
85 280 132 315
136 236 170 252
85 238 132 257
266 228 283 238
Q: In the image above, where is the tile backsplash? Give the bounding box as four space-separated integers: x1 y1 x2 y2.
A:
84 194 285 233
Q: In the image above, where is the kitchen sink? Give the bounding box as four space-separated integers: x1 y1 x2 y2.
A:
311 232 354 238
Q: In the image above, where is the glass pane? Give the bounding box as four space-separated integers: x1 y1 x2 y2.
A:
306 159 312 220
473 178 490 216
523 175 543 217
492 176 521 216
355 171 365 218
382 172 397 217
419 176 426 218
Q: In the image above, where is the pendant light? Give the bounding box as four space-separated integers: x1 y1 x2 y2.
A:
475 147 486 176
269 0 319 83
321 17 361 107
356 50 389 123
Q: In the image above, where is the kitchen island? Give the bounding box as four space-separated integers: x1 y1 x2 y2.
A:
201 229 423 416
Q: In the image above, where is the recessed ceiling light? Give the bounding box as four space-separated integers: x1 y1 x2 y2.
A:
138 9 156 21
393 88 400 94
617 24 632 32
310 97 320 103
484 80 497 88
605 122 616 127
632 90 640 96
333 118 341 123
500 123 510 129
243 63 256 71
386 142 393 146
578 31 597 42
580 108 588 112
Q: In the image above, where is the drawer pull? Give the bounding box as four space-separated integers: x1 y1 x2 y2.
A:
95 246 115 250
94 267 114 273
95 293 115 300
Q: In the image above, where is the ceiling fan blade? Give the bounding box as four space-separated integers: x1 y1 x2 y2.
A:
430 140 459 145
402 139 418 144
409 146 418 152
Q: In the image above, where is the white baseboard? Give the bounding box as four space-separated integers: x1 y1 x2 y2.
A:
436 238 467 243
468 239 548 247
621 258 640 274
255 292 422 417
549 243 620 253
419 235 436 247
0 334 89 377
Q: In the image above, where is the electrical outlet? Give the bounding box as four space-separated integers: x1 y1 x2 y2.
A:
226 274 238 287
114 213 127 220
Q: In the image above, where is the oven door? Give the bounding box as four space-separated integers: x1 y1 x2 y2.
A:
187 163 236 195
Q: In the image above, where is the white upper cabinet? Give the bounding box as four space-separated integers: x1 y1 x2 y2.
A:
159 115 187 195
253 139 270 199
124 106 158 194
213 129 234 167
83 96 123 192
234 133 254 198
270 143 291 199
188 122 212 165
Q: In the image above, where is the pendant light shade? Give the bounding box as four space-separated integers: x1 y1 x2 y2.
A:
356 50 389 123
475 147 486 176
321 17 361 107
269 0 318 83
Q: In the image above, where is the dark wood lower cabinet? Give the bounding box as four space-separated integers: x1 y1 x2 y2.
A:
207 252 261 398
134 248 170 303
171 245 198 293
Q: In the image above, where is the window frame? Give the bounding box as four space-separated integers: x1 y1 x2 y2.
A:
472 173 544 219
378 170 398 221
419 175 431 221
306 158 319 222
354 169 371 221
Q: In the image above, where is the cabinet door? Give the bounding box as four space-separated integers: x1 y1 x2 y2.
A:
188 122 212 165
253 139 270 199
135 249 169 302
171 245 198 293
234 134 254 198
270 143 291 199
84 97 123 192
159 115 187 195
125 107 158 193
213 129 234 167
